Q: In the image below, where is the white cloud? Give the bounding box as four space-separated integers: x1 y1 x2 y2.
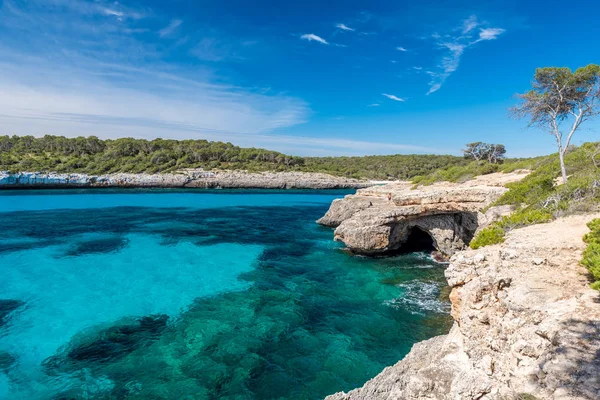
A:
413 66 423 70
335 23 354 32
426 16 505 94
396 46 408 52
159 19 182 37
382 93 405 102
101 8 124 18
462 15 479 34
368 103 380 107
300 33 329 45
476 28 505 42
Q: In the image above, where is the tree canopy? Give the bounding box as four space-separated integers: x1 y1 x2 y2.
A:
511 65 600 182
463 142 506 164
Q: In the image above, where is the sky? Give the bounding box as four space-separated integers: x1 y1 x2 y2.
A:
0 0 599 157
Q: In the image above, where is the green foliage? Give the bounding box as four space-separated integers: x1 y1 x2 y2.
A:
0 135 471 180
497 208 553 231
470 225 505 249
412 161 500 185
582 219 600 290
303 153 467 180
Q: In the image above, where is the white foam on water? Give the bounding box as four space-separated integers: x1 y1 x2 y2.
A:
384 281 450 315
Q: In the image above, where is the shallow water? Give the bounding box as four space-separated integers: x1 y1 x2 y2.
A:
0 189 451 399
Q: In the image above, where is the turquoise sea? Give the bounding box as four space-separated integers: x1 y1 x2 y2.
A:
0 189 451 399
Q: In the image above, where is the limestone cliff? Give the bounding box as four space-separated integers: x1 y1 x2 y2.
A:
317 172 526 256
0 170 370 189
326 214 600 400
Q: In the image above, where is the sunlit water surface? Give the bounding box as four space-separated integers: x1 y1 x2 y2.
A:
0 189 451 399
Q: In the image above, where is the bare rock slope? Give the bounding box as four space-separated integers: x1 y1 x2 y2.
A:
326 214 600 400
317 172 527 256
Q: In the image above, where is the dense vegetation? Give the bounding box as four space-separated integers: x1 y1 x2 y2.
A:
470 142 600 263
0 135 468 180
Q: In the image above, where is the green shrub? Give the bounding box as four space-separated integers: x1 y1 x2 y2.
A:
470 225 505 249
497 208 553 231
582 219 600 289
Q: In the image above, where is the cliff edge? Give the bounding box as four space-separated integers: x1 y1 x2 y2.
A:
326 213 600 400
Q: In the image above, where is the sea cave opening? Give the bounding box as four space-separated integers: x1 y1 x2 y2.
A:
402 226 436 253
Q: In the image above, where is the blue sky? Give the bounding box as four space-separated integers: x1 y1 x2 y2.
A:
0 0 599 157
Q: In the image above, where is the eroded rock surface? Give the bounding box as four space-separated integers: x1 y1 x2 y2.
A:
326 214 600 400
317 173 526 256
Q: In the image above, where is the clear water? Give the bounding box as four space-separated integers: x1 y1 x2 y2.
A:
0 189 451 400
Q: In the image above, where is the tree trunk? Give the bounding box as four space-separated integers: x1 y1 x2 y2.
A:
558 150 568 183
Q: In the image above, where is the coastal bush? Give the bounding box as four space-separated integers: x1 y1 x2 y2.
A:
470 225 505 249
582 219 600 290
497 208 554 231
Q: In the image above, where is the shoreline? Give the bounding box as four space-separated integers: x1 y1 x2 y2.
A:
0 170 375 190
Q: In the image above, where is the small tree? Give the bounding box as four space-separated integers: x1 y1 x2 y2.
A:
511 65 600 182
463 142 506 164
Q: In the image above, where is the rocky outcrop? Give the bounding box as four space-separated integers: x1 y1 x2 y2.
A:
0 170 370 189
326 214 600 400
317 173 525 256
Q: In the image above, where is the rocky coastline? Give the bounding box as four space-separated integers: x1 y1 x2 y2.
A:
320 173 600 400
0 170 371 190
326 213 600 400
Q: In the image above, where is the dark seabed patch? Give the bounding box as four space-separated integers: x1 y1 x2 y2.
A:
44 315 169 370
64 236 130 257
0 299 25 327
0 352 16 372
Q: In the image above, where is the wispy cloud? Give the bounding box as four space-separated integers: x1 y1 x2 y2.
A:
300 33 329 45
382 93 405 102
101 8 124 18
159 19 182 37
396 46 408 52
426 16 505 94
368 103 381 107
335 23 354 32
476 27 505 42
413 66 423 70
462 15 478 34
